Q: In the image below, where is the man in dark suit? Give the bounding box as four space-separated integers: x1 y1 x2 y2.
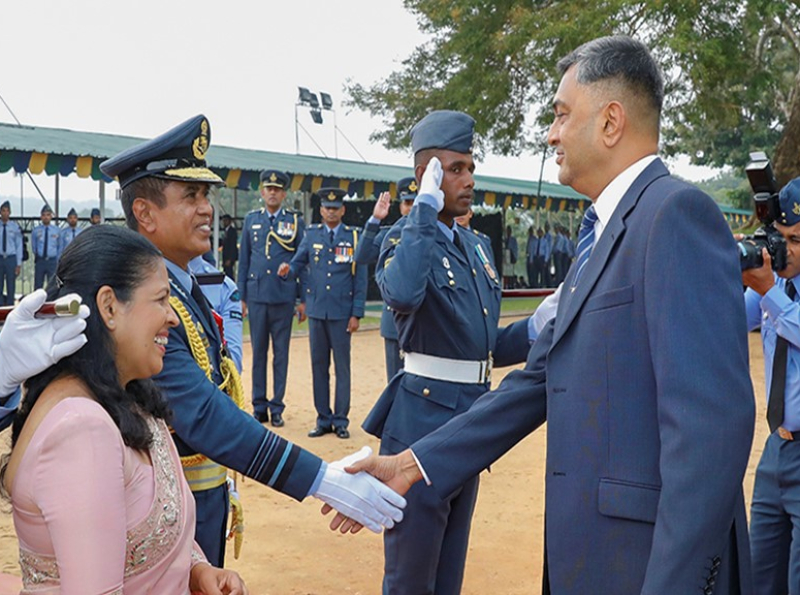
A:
351 35 755 594
220 213 238 280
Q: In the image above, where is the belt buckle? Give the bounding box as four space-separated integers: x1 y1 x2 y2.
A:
779 427 795 441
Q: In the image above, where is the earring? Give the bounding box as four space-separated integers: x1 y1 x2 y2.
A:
108 319 114 326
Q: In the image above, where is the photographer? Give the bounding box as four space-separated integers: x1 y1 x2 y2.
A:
743 177 800 593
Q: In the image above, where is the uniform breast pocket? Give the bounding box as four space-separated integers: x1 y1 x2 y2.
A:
383 374 461 446
584 285 634 314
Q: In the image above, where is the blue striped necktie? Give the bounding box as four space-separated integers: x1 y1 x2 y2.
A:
573 205 598 288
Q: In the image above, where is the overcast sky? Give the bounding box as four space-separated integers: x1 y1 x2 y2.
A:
0 0 715 214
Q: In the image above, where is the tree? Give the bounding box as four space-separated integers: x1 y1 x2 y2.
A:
346 0 800 185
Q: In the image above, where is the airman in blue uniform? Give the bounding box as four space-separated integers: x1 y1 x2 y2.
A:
31 204 60 290
362 110 533 595
0 201 22 305
280 188 367 439
58 207 83 254
189 255 244 373
354 177 417 382
100 115 405 567
238 169 305 427
89 207 102 225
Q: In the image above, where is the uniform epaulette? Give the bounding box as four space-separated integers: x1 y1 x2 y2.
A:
309 223 323 229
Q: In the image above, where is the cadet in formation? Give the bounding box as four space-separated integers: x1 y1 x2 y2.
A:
59 207 83 254
279 188 367 439
0 201 22 305
238 169 305 428
31 204 60 290
100 114 404 567
354 177 417 382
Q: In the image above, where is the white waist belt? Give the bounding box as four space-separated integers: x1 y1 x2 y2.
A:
404 352 492 384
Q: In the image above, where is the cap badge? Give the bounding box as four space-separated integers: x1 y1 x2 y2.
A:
793 203 800 216
408 181 418 192
192 119 210 160
270 173 278 183
328 191 337 200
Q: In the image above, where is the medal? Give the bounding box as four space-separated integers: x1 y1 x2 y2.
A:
443 256 451 269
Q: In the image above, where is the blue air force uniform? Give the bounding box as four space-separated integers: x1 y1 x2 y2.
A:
362 111 531 595
59 208 83 255
238 170 305 422
0 201 22 305
354 176 418 382
100 115 324 567
31 205 60 290
288 188 367 433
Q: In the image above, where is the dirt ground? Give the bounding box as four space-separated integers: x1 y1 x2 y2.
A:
0 317 769 595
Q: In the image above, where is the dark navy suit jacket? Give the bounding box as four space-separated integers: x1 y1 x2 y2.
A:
412 160 755 594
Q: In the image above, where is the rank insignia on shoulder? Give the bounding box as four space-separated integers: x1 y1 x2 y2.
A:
388 237 401 246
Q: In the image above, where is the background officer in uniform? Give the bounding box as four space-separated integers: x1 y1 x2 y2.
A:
0 201 22 305
355 177 416 382
189 254 244 373
31 204 60 290
220 213 238 280
361 110 532 595
743 177 800 594
59 207 82 255
100 115 405 567
238 169 305 427
279 188 367 440
89 207 102 225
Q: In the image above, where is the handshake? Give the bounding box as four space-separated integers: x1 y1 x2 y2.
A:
314 446 422 534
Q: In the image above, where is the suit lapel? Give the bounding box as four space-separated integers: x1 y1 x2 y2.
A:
551 159 670 349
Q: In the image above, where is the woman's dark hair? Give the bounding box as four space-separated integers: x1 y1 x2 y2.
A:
0 225 171 497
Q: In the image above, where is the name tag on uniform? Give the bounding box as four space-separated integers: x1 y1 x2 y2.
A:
312 243 324 251
334 242 354 264
251 224 262 230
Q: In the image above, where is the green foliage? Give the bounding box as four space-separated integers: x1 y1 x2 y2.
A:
693 169 752 209
346 0 800 180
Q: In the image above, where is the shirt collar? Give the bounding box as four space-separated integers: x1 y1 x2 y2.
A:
593 155 658 234
265 207 282 218
324 223 342 236
437 220 457 242
165 258 192 293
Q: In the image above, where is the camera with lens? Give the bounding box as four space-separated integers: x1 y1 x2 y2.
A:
737 152 787 271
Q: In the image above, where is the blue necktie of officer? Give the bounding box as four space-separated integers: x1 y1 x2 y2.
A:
43 226 48 258
768 280 797 433
2 224 6 255
329 229 334 244
573 205 598 287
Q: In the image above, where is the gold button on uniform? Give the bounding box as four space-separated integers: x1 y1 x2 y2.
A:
326 285 331 290
449 280 455 286
483 308 488 316
423 388 430 396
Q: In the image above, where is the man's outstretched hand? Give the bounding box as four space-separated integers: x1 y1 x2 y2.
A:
321 449 424 533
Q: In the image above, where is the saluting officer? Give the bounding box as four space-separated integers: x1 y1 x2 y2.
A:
279 188 367 439
238 169 305 427
362 110 534 594
0 201 22 305
354 177 417 382
100 115 406 567
59 207 82 254
31 204 60 290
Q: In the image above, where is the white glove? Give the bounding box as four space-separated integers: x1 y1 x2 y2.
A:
313 446 406 533
0 290 90 396
417 156 445 212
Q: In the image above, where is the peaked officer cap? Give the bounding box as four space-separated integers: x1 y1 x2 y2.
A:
99 114 223 189
315 187 347 208
260 170 290 189
397 176 418 201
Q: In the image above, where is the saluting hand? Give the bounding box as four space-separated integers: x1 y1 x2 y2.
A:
418 156 445 212
373 191 392 221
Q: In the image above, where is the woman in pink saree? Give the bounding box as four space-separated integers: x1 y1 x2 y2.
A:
0 225 247 594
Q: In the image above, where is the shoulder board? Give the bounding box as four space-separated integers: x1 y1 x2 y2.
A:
285 209 301 215
309 223 323 229
246 208 261 215
344 225 353 231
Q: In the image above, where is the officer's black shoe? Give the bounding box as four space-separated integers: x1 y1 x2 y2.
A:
335 427 350 439
308 425 333 438
271 413 284 428
253 411 269 424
